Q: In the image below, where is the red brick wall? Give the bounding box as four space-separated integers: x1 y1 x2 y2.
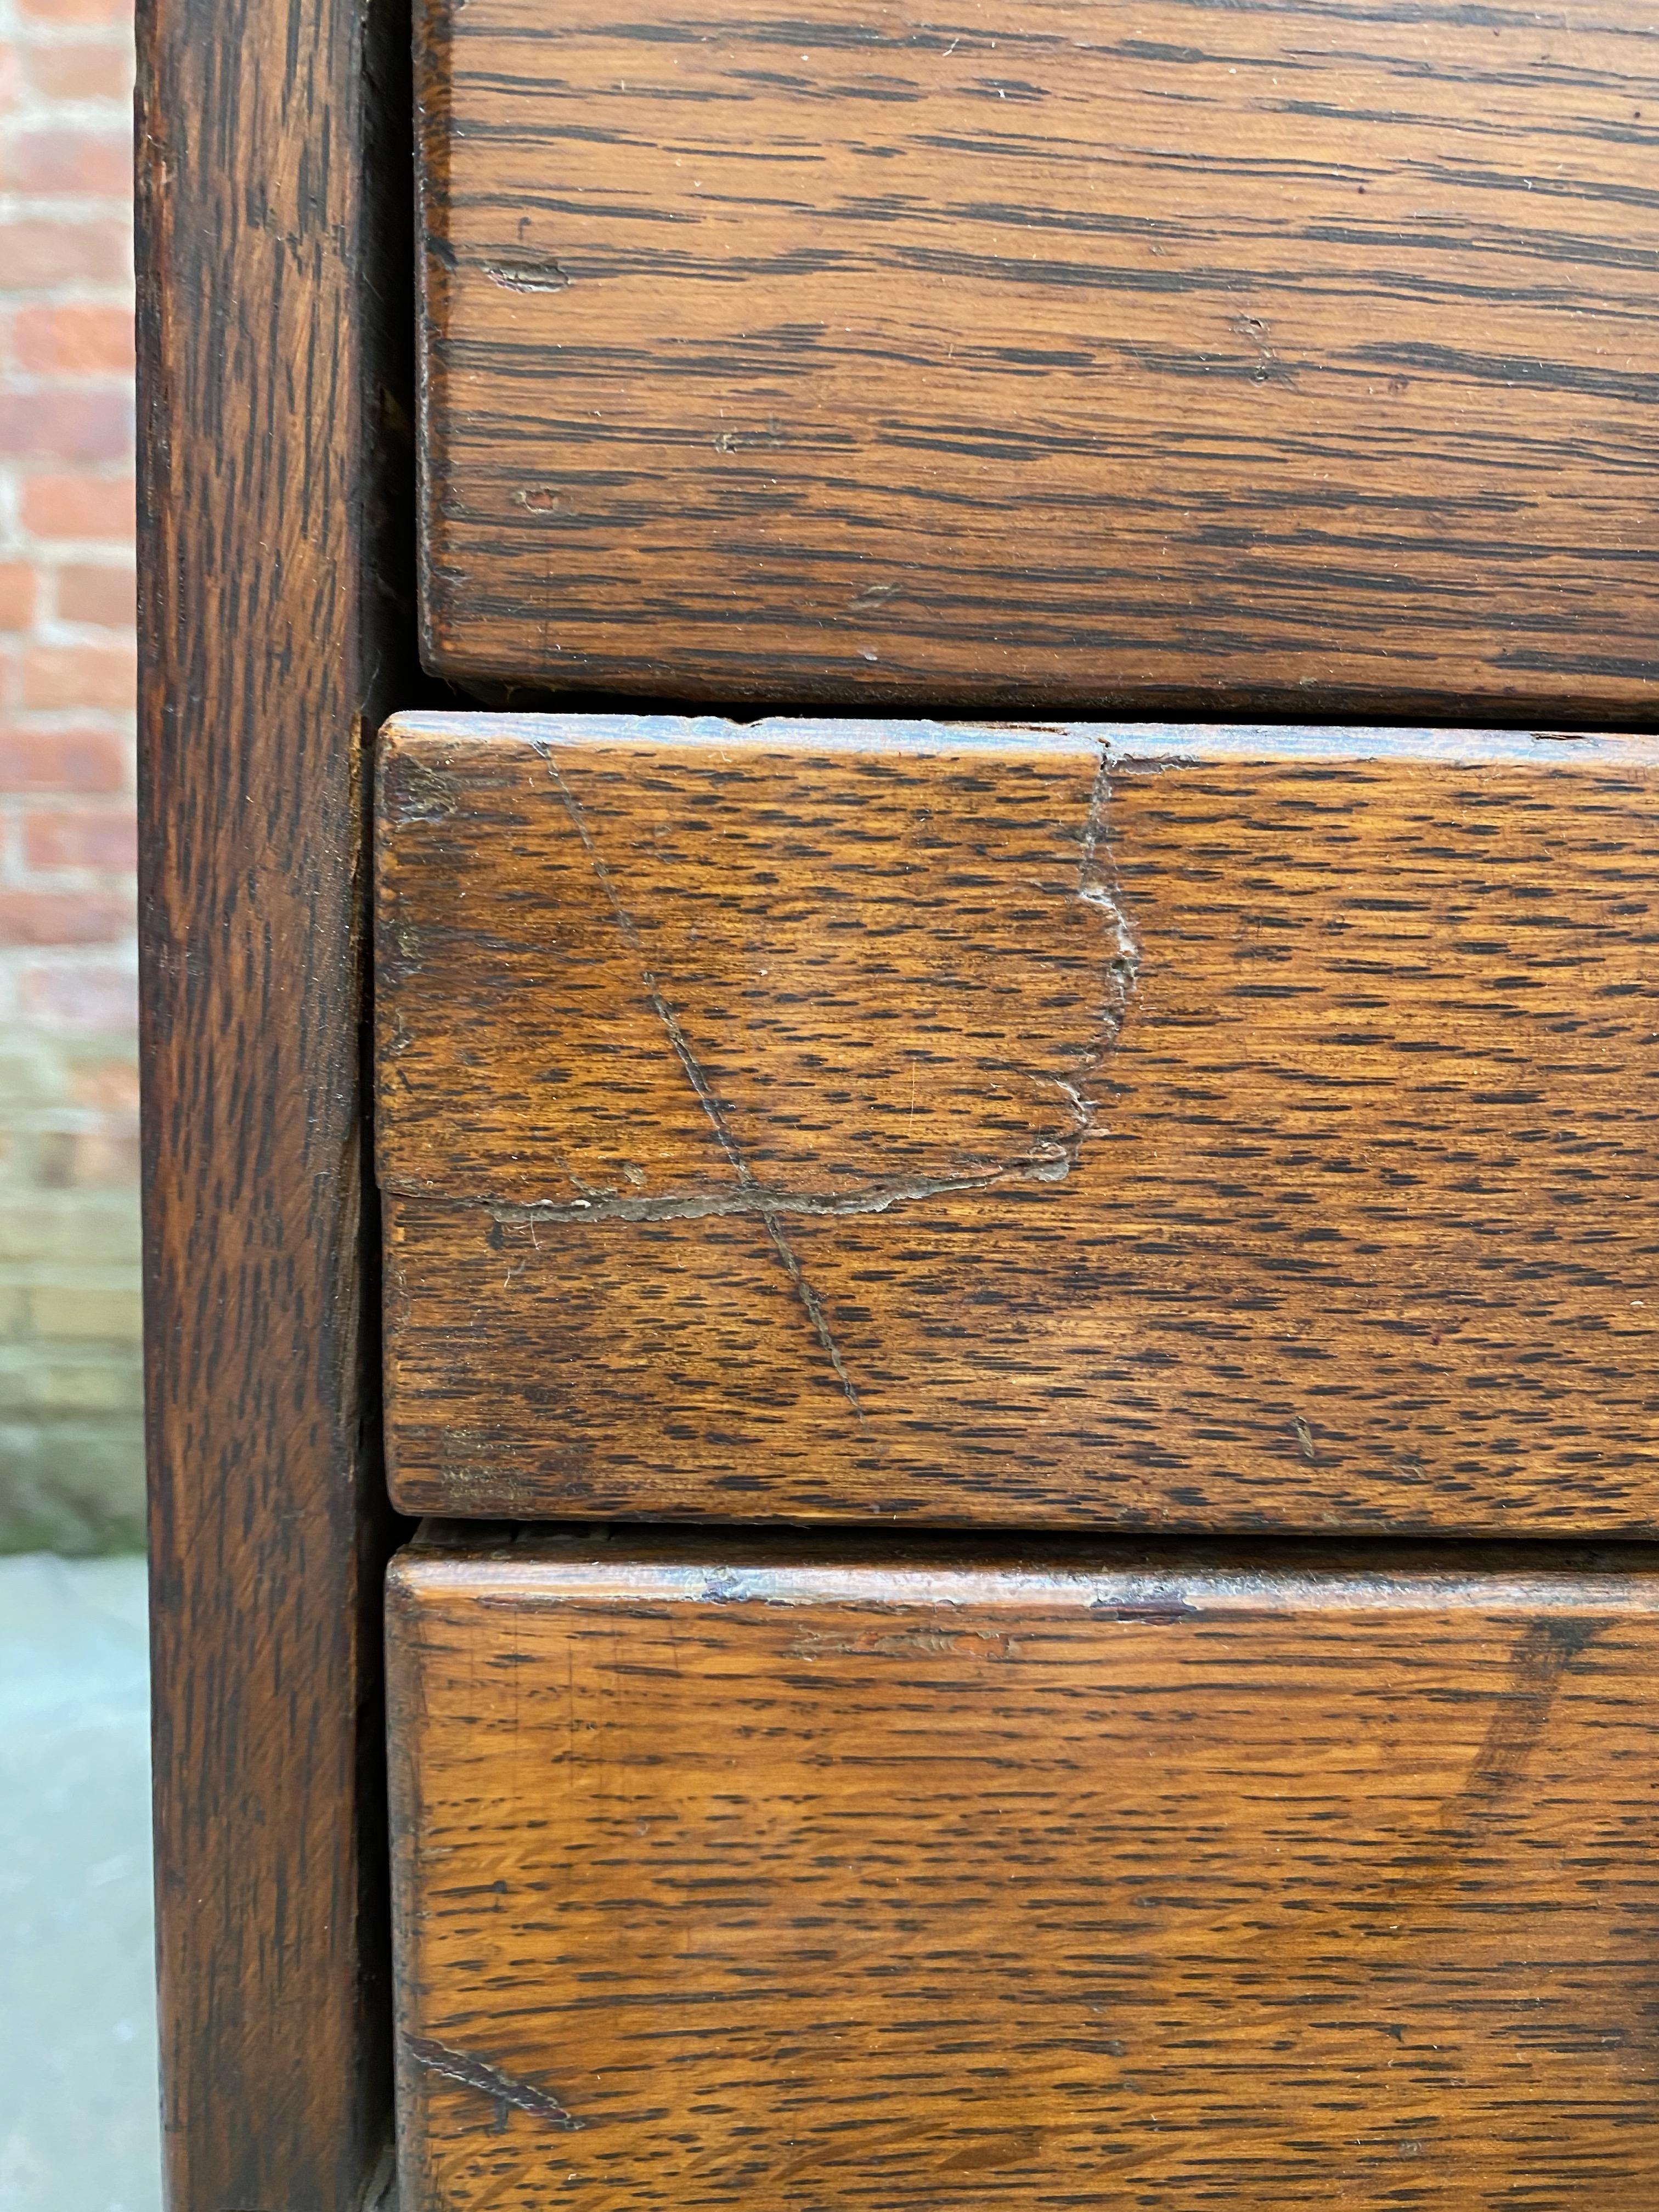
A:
0 0 140 1549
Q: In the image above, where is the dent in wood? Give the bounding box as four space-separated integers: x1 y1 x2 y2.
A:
479 253 570 294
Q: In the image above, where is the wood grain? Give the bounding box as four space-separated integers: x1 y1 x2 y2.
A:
390 1526 1659 2210
377 714 1659 1533
416 0 1659 718
137 0 416 2192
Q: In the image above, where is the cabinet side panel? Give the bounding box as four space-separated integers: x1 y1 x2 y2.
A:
136 0 416 2194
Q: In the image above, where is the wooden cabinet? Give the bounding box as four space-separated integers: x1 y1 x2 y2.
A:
139 0 1659 2200
416 0 1659 716
391 1529 1659 2208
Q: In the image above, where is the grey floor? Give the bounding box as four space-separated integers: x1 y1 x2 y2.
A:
1 1554 162 2212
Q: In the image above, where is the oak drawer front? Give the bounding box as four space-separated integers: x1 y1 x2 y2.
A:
390 1531 1659 2210
415 0 1659 716
376 713 1659 1533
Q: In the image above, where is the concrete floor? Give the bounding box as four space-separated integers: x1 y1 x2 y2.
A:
1 1554 162 2212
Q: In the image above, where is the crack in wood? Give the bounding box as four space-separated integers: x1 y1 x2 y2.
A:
1068 744 1142 1143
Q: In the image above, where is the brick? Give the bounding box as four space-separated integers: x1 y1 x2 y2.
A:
0 219 129 290
0 889 131 945
24 44 134 103
0 565 33 632
27 1284 143 1342
0 726 127 793
0 1358 37 1416
19 959 138 1034
0 1194 139 1264
53 562 134 629
21 471 134 543
0 390 132 465
3 126 133 199
21 637 137 710
0 1039 67 1108
28 1357 144 1415
19 0 132 25
24 804 137 872
34 1125 139 1189
14 306 134 380
67 1054 139 1115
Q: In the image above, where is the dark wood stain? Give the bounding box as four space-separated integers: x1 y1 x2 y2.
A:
136 0 416 2193
416 0 1659 719
389 1526 1659 2209
376 714 1659 1533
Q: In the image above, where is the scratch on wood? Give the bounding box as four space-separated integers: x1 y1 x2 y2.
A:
789 1626 1019 1659
532 740 865 1417
403 2033 584 2130
758 1211 864 1415
421 1161 1071 1228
